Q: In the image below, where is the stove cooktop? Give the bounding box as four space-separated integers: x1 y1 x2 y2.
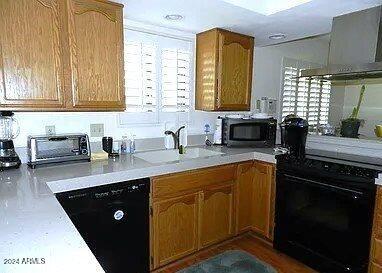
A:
277 150 381 180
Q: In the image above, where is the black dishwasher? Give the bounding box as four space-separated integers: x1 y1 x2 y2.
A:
56 178 150 273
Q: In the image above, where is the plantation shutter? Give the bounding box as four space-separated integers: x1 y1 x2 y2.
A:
307 79 321 129
319 81 331 126
281 59 331 131
161 49 191 112
124 41 157 112
281 66 298 120
296 74 310 119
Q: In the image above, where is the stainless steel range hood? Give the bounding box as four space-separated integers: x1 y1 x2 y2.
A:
301 5 382 81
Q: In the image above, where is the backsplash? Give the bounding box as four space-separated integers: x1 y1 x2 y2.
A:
12 110 240 148
15 134 213 164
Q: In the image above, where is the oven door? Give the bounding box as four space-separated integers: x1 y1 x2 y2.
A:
35 136 82 159
226 120 273 147
274 172 375 273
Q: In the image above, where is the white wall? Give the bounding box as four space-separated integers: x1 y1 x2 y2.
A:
11 24 330 148
252 35 330 120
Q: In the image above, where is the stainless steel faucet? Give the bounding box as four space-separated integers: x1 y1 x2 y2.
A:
164 126 185 150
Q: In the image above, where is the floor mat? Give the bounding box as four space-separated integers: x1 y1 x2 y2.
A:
177 250 278 273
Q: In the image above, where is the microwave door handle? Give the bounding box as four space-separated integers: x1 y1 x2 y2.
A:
283 174 364 196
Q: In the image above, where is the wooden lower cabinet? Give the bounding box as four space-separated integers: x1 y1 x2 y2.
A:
152 193 199 268
236 161 255 233
371 263 382 273
199 184 235 248
369 187 382 272
151 161 275 270
252 161 275 240
235 161 275 240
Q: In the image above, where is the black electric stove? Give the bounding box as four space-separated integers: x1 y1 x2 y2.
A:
274 151 380 273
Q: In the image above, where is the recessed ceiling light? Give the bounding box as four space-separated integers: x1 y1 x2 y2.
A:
164 14 184 21
269 33 287 40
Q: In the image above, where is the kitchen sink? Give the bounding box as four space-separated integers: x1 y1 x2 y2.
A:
134 148 224 164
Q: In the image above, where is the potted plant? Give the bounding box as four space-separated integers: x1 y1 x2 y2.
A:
340 85 365 138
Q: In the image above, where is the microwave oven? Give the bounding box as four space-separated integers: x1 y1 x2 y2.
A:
222 118 277 147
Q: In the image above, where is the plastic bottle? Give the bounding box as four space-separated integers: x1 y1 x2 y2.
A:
120 136 130 154
130 134 136 154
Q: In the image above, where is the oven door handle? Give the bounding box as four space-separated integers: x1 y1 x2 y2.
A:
48 137 68 141
283 174 364 196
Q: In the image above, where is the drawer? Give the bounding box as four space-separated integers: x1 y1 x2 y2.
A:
373 238 382 265
152 164 237 198
370 262 382 273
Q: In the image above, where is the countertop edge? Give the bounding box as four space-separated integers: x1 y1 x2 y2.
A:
47 151 276 193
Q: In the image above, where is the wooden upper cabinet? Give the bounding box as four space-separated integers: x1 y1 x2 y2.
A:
195 28 254 111
0 0 65 110
0 0 124 111
66 0 125 110
218 30 254 110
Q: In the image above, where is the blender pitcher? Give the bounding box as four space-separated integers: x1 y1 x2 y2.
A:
0 111 20 140
0 111 21 170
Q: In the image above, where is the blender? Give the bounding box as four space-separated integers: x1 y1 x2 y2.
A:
0 111 21 170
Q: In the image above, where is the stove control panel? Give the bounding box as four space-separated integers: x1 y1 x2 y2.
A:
277 155 380 180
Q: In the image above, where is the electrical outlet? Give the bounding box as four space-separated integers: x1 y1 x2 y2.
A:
45 125 56 135
90 123 104 137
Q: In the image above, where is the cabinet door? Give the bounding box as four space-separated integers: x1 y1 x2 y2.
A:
369 188 382 272
199 183 234 248
370 263 382 273
152 193 199 268
252 162 275 239
0 0 65 110
236 161 255 234
195 29 218 111
217 30 253 111
66 0 125 110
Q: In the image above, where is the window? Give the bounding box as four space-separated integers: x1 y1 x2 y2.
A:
161 50 191 112
120 28 193 125
281 58 331 132
124 42 156 113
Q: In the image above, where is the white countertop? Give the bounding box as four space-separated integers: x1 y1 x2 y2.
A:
0 146 277 273
376 173 382 185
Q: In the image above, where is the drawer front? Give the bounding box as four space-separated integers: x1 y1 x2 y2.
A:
152 164 237 198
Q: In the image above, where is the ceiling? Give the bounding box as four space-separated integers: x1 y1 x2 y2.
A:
119 0 382 46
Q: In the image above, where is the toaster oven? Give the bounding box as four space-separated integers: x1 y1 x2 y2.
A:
27 134 91 168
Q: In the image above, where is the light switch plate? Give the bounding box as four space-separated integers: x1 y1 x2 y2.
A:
45 125 56 135
90 123 104 137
